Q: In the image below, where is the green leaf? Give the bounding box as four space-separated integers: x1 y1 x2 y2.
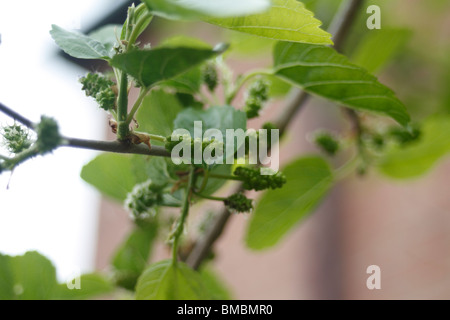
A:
246 156 334 250
143 0 270 20
136 89 184 139
0 251 112 300
0 254 14 299
135 260 212 300
110 46 224 88
162 68 204 94
55 274 114 300
199 267 232 300
273 42 411 126
112 222 158 291
207 0 332 45
351 28 412 74
88 24 121 56
50 24 111 60
225 30 275 57
81 154 138 202
266 74 292 97
379 116 450 179
0 251 57 300
158 36 211 94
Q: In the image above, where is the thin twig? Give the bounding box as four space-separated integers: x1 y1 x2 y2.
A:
0 102 172 158
0 102 36 129
186 0 366 270
62 137 171 157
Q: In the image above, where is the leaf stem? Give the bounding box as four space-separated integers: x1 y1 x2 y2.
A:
208 172 242 181
126 87 151 125
172 165 195 266
193 191 226 202
116 72 129 140
147 133 166 143
197 169 210 193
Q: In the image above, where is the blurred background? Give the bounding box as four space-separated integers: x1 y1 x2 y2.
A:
1 0 450 299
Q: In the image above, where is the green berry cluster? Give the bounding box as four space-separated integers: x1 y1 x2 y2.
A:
36 116 61 154
80 73 116 111
244 79 270 119
233 166 286 191
125 180 165 220
224 193 253 213
1 124 32 154
314 131 340 156
202 62 218 92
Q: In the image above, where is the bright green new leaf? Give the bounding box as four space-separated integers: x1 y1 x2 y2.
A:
55 274 114 300
0 251 57 300
266 74 292 97
135 260 212 300
246 156 334 250
351 28 412 74
225 30 275 57
207 0 332 45
81 154 139 202
143 0 270 20
110 45 225 88
199 267 232 300
112 222 158 290
50 25 111 60
379 116 450 179
136 89 184 140
273 42 411 126
0 251 112 300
